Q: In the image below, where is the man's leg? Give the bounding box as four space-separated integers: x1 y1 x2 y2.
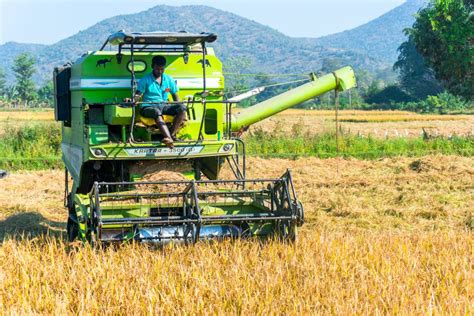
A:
140 106 174 148
163 103 187 140
155 116 174 148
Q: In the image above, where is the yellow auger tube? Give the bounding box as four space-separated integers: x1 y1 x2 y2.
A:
230 66 357 132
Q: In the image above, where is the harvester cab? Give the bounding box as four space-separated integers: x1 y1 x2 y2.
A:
54 31 357 245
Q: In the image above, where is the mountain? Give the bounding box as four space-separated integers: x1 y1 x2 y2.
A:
0 2 426 85
305 0 428 63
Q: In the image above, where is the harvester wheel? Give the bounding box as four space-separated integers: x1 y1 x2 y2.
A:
66 214 79 242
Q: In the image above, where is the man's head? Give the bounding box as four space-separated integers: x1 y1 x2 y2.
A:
151 55 167 77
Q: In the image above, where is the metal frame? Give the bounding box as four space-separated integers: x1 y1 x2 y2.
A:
88 170 302 244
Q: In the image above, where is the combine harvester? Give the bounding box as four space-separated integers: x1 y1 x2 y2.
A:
54 31 356 245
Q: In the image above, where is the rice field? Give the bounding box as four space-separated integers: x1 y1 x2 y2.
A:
0 109 54 122
0 109 472 313
0 155 473 314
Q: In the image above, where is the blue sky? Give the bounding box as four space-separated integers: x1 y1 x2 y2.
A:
0 0 405 45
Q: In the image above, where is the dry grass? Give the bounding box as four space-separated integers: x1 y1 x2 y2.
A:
0 110 54 122
0 110 56 137
252 109 474 138
0 155 473 313
337 114 464 122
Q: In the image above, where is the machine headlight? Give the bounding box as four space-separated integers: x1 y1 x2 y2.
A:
219 143 234 153
93 148 106 157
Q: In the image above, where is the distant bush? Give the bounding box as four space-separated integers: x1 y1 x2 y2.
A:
362 91 471 114
401 92 469 114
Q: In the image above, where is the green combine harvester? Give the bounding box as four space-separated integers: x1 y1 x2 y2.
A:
54 31 356 245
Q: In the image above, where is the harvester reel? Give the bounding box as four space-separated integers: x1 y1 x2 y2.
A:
275 219 296 243
295 200 305 226
183 223 198 245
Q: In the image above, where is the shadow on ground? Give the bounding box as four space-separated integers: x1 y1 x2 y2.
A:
0 211 65 242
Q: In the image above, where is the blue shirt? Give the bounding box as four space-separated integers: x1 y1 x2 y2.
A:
137 73 178 107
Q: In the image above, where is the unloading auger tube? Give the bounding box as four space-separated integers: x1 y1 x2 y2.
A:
229 66 357 132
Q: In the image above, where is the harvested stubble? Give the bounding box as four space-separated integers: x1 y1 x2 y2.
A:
0 155 473 314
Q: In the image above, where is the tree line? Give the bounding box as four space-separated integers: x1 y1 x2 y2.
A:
364 0 472 113
226 0 472 113
0 53 53 108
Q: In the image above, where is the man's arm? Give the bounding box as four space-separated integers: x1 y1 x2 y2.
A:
134 90 143 102
171 93 180 102
134 76 147 102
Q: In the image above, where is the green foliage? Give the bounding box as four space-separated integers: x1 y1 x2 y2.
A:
320 58 343 73
366 85 415 104
37 80 54 105
12 53 37 102
402 91 469 113
246 127 474 159
0 67 6 97
1 120 473 170
0 123 62 170
394 37 444 99
408 0 473 99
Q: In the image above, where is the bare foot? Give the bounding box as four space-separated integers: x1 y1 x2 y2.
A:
162 137 174 148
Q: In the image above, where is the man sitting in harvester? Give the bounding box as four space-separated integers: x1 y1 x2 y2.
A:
134 55 187 148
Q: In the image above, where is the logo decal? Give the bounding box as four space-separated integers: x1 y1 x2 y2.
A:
197 59 211 67
96 58 113 68
92 81 120 86
125 146 204 157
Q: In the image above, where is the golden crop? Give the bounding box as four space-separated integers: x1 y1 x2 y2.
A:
1 156 473 314
0 110 54 122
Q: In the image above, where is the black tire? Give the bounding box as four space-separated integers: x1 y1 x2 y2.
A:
66 213 79 242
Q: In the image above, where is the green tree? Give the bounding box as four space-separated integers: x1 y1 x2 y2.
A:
408 0 473 99
394 37 444 100
366 85 414 105
37 80 54 105
0 67 6 98
12 53 37 103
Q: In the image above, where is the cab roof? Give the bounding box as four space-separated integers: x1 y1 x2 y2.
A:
105 31 217 47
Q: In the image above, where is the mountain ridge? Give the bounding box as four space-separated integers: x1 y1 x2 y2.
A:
0 1 426 85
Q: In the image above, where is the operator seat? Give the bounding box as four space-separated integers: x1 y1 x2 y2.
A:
135 112 174 127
